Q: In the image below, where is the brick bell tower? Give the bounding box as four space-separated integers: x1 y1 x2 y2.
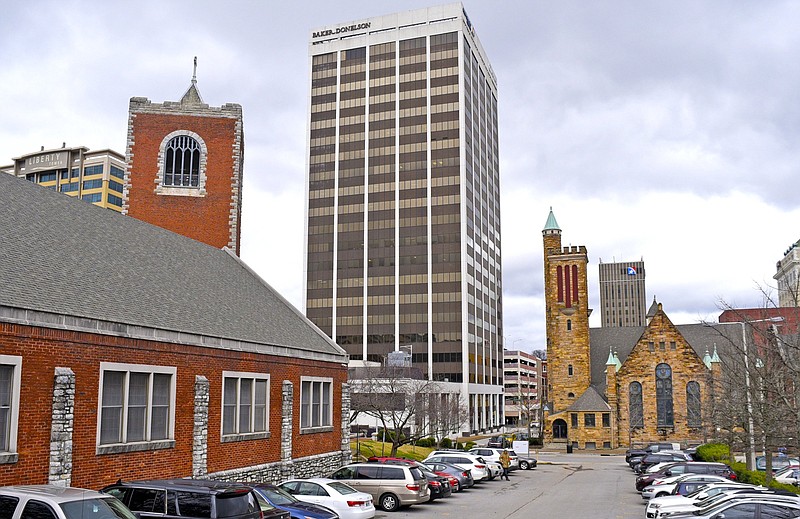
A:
123 58 244 255
542 208 592 414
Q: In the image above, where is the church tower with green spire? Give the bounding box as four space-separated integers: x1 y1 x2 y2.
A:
542 209 592 422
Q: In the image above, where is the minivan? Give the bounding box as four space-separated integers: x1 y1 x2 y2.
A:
329 462 429 512
101 479 289 519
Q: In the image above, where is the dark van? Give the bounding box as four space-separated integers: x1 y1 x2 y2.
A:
101 479 289 519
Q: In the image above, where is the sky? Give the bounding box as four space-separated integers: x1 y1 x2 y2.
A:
2 1 798 353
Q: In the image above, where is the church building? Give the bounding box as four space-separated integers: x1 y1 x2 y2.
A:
541 209 736 449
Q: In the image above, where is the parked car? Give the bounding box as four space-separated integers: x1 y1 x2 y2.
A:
327 462 429 512
755 455 800 472
487 435 510 448
364 456 460 495
0 485 137 519
662 491 800 519
633 452 692 473
485 460 503 479
101 479 285 519
626 443 680 464
419 467 452 501
645 482 763 519
635 462 736 492
517 454 537 470
245 483 339 519
640 474 730 500
775 467 800 486
469 447 520 470
279 479 374 519
424 452 491 481
423 461 475 491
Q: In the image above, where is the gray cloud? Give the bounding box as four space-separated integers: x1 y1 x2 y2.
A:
2 0 797 353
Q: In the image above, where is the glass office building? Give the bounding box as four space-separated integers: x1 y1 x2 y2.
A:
1 146 126 212
598 260 647 327
304 4 503 432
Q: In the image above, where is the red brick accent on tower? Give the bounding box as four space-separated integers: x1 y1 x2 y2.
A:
123 92 244 255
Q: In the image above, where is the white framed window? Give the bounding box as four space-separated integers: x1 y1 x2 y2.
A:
155 130 208 197
300 377 333 430
222 372 270 438
0 355 22 461
97 363 176 448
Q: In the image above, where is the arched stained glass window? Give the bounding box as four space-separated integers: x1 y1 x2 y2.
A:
656 363 674 427
629 381 643 428
687 381 701 427
164 135 200 187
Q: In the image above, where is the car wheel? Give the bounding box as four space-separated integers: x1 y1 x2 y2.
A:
656 492 669 498
488 472 496 481
453 481 461 492
520 460 529 470
380 493 400 512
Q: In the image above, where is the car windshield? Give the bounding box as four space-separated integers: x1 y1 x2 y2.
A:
61 498 138 519
261 487 297 506
328 482 359 495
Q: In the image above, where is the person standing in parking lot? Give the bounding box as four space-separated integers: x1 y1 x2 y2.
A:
499 449 511 481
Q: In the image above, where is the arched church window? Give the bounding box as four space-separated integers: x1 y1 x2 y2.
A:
629 382 643 428
656 363 674 427
686 381 701 427
164 135 201 187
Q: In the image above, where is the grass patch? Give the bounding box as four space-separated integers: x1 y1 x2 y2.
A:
351 440 434 462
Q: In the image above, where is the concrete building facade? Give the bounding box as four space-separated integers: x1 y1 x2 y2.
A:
599 259 647 327
1 145 126 212
303 4 503 434
502 350 546 432
774 239 800 307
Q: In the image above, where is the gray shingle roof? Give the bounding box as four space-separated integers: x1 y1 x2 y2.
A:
0 173 345 361
566 385 611 412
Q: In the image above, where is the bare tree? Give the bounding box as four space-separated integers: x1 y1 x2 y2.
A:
349 364 466 456
711 290 800 481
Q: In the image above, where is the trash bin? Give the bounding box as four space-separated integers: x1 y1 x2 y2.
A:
566 443 573 454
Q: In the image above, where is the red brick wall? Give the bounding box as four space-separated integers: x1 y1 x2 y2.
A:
0 322 346 489
127 113 238 252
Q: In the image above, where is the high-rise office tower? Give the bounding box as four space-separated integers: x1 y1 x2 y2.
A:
774 239 800 307
598 260 646 327
304 4 503 432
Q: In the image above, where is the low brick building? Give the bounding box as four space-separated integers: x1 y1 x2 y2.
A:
0 173 350 488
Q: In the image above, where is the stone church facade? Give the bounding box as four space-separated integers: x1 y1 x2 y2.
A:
542 210 728 449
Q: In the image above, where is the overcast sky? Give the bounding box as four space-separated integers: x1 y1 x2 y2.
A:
2 1 798 352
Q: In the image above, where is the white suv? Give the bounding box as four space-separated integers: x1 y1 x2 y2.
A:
423 452 491 481
469 447 520 471
0 485 137 519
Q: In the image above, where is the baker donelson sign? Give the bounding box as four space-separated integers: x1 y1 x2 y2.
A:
313 22 371 39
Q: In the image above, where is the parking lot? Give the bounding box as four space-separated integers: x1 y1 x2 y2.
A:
381 452 646 518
